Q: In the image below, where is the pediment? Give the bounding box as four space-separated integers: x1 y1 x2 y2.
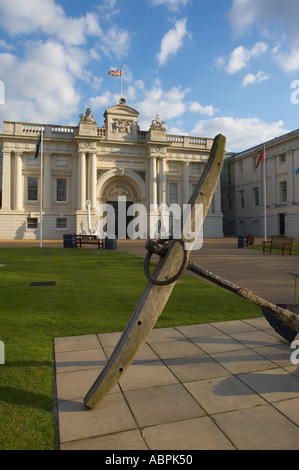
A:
104 99 139 119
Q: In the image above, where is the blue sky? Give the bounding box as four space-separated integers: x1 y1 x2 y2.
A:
1 0 299 151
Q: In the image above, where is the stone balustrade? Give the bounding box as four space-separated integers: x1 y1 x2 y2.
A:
2 121 213 149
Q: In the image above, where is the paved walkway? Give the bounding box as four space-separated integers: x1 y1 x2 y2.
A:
2 236 299 449
54 318 299 450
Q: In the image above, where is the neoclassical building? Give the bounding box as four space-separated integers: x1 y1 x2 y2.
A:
222 129 299 238
0 99 223 240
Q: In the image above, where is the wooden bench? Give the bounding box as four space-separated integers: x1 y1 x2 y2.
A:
262 236 293 256
245 234 255 246
75 235 104 250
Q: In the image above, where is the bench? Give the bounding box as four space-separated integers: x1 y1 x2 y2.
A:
75 235 104 250
262 236 293 256
245 234 255 246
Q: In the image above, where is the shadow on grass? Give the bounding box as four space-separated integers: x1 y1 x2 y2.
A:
0 385 51 411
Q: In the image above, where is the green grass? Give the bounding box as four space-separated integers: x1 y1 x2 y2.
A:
251 242 299 255
0 247 261 450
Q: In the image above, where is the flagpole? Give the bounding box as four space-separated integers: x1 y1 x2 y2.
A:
120 66 123 98
40 126 44 248
263 144 267 242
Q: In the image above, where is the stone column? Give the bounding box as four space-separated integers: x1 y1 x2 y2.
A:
183 162 190 204
79 152 86 210
1 150 11 210
159 157 167 205
14 152 23 211
72 156 78 210
287 150 294 203
44 154 52 209
271 156 277 206
89 153 97 209
149 157 157 206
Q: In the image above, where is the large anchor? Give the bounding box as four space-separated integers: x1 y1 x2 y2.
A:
84 134 299 409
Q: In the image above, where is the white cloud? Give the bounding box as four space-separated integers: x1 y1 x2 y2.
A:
229 0 299 72
189 102 218 117
0 41 83 124
157 18 189 66
89 91 120 111
134 84 189 127
99 26 131 59
242 71 271 87
191 116 290 152
0 0 102 45
225 42 268 74
150 0 189 11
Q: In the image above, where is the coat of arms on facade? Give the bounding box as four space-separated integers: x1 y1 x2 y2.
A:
112 119 132 134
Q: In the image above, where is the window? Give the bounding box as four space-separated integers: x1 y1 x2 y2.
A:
280 181 287 203
253 157 258 171
239 161 244 176
253 187 259 206
27 217 38 229
27 177 38 201
192 163 201 174
56 156 67 166
240 190 245 208
168 162 177 172
279 154 286 164
56 218 67 229
56 178 67 202
168 183 178 204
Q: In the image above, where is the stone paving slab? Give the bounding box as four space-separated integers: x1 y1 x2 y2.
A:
53 317 299 450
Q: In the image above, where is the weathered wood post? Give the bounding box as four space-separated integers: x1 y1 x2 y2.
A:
84 134 226 409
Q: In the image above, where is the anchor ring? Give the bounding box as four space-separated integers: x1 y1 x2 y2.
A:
144 239 188 285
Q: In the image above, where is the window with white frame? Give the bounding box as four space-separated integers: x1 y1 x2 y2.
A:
240 190 245 208
56 178 67 202
27 217 38 229
280 181 287 203
253 187 259 206
56 218 67 229
168 182 178 204
239 161 244 176
27 177 38 201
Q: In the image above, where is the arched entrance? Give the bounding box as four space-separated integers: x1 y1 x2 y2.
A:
97 169 147 238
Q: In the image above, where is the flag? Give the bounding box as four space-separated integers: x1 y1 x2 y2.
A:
296 167 299 175
108 69 122 77
255 150 264 170
34 133 41 159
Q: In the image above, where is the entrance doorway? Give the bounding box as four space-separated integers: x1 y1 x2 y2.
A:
107 200 134 238
279 213 285 235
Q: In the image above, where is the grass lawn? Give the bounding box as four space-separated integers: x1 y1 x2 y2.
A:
0 247 261 450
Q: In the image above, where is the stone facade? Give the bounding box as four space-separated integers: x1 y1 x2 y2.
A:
222 129 299 238
0 99 223 240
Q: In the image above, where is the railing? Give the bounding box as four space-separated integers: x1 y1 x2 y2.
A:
97 127 106 138
20 123 76 138
166 135 211 149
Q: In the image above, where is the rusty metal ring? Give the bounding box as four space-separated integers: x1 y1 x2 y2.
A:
144 239 188 285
